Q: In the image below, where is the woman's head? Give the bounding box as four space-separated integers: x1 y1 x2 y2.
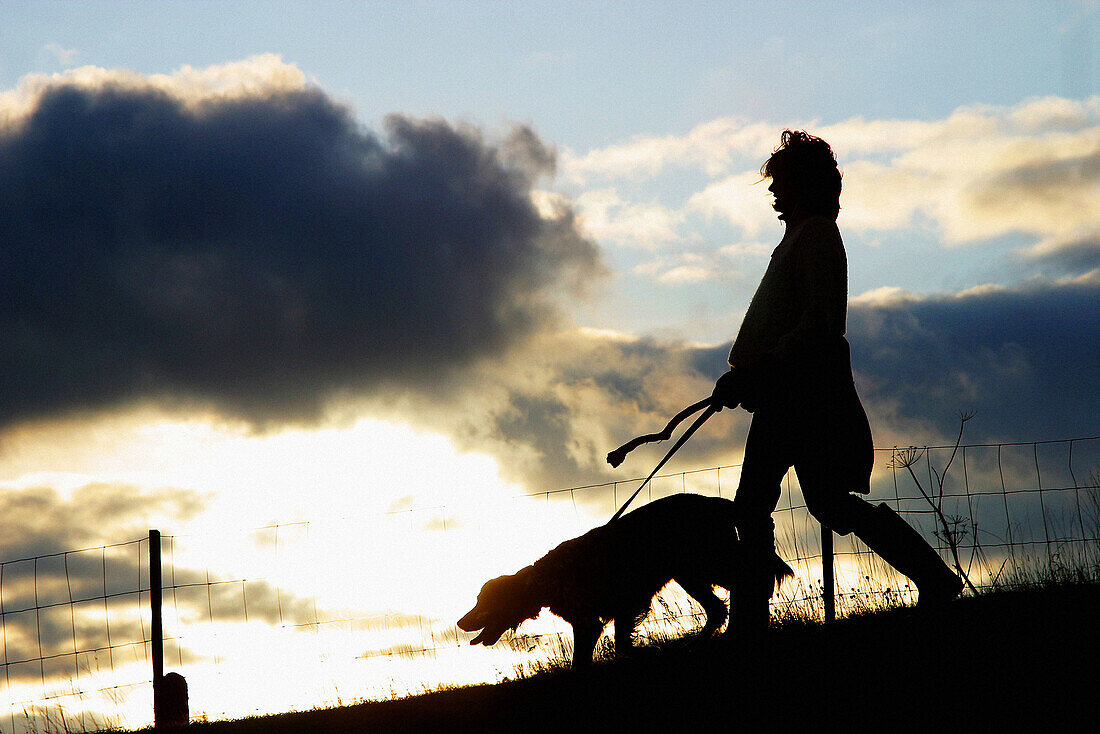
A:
761 130 842 220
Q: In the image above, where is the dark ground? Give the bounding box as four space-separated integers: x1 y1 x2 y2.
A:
178 584 1098 733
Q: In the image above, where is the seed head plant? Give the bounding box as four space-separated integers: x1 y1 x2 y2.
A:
889 411 980 595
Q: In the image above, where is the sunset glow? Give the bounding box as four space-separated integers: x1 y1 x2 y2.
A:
2 2 1098 730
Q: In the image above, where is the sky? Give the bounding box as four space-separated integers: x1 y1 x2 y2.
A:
1 0 1098 726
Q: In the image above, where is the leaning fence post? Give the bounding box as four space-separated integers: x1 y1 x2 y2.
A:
821 523 835 623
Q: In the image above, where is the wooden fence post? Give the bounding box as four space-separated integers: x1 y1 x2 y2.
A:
821 523 835 623
150 529 163 684
150 529 167 727
150 530 188 728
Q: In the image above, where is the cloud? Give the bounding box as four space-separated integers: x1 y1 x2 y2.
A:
633 250 752 285
5 275 1093 670
0 483 205 561
42 42 79 66
653 264 713 285
823 98 1100 253
0 57 603 431
561 97 1100 272
361 328 742 492
685 171 773 237
0 55 309 128
557 114 949 186
362 270 1100 496
3 61 1095 517
573 188 684 249
1022 230 1100 274
559 116 776 184
0 482 199 678
848 273 1100 445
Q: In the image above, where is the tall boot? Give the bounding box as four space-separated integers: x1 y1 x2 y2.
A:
850 503 963 607
729 523 777 636
729 570 774 635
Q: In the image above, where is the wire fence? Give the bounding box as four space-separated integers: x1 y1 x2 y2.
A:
2 435 1098 732
0 538 155 734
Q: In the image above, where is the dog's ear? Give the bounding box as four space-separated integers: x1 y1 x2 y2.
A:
512 565 539 595
457 574 514 633
457 569 544 647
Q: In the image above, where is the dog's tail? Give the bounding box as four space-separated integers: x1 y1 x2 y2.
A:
773 554 795 588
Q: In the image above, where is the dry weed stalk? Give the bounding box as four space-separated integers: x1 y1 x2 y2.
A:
889 411 980 595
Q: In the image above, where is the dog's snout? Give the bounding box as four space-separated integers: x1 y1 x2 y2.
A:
470 626 506 646
456 608 481 632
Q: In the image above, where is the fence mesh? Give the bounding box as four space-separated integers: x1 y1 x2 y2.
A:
0 538 153 734
2 435 1098 732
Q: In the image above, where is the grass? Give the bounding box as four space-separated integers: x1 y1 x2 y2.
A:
140 579 1098 734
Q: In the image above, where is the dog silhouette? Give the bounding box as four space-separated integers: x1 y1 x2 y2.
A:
458 494 793 666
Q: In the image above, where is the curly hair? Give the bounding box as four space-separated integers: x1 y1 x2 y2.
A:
760 130 842 218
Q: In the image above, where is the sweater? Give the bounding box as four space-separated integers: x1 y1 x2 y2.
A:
728 215 848 374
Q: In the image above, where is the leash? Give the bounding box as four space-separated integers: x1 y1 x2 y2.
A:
605 399 718 524
606 396 714 468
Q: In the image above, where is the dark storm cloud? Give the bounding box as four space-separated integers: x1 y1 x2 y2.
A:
0 81 602 429
1028 233 1100 275
849 276 1100 443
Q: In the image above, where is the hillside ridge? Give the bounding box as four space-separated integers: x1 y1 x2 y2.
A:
180 584 1098 733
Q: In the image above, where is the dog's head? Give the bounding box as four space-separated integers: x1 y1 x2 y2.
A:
457 569 544 646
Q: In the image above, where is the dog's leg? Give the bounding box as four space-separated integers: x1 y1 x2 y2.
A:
612 612 636 657
614 621 631 657
610 600 651 659
570 620 602 668
677 578 728 638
